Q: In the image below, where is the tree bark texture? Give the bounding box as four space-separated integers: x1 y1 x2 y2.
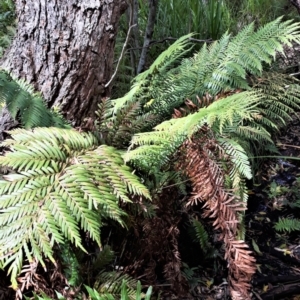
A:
0 0 127 125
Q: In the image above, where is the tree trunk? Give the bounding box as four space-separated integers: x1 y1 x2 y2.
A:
137 0 158 74
0 0 128 126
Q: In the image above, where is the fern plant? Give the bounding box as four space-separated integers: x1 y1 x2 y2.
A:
0 71 69 129
109 17 300 154
2 16 300 300
0 127 150 288
113 17 300 299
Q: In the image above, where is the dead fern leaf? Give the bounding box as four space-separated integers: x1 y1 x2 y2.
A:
176 131 256 299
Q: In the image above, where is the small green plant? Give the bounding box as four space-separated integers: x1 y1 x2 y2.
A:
191 218 214 258
181 262 200 290
267 176 300 233
25 280 153 300
264 176 300 210
275 217 300 233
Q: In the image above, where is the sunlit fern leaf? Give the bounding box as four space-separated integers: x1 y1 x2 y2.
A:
155 91 260 136
125 134 186 172
137 17 300 118
218 138 252 180
112 33 193 113
125 91 261 172
0 71 69 129
107 18 300 154
139 33 194 79
215 17 300 84
0 128 150 288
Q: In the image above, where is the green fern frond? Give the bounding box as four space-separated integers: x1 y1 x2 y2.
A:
137 33 194 81
191 218 215 258
112 33 193 113
59 243 81 286
192 219 210 253
107 18 300 152
154 91 260 137
125 91 260 170
94 271 144 300
226 124 273 144
252 72 300 129
213 17 300 89
0 71 69 129
0 128 150 288
274 217 300 233
218 138 252 181
218 139 250 203
127 70 300 170
93 245 115 270
125 134 185 172
136 17 300 118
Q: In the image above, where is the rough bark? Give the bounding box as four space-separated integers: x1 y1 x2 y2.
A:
0 0 128 126
0 108 18 141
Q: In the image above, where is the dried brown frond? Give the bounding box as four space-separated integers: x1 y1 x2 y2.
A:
172 95 214 119
176 129 256 299
15 256 80 300
172 90 243 119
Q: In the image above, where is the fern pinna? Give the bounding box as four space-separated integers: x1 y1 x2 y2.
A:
0 128 150 288
0 71 68 129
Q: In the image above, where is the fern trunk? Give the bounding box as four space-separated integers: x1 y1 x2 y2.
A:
0 0 127 126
